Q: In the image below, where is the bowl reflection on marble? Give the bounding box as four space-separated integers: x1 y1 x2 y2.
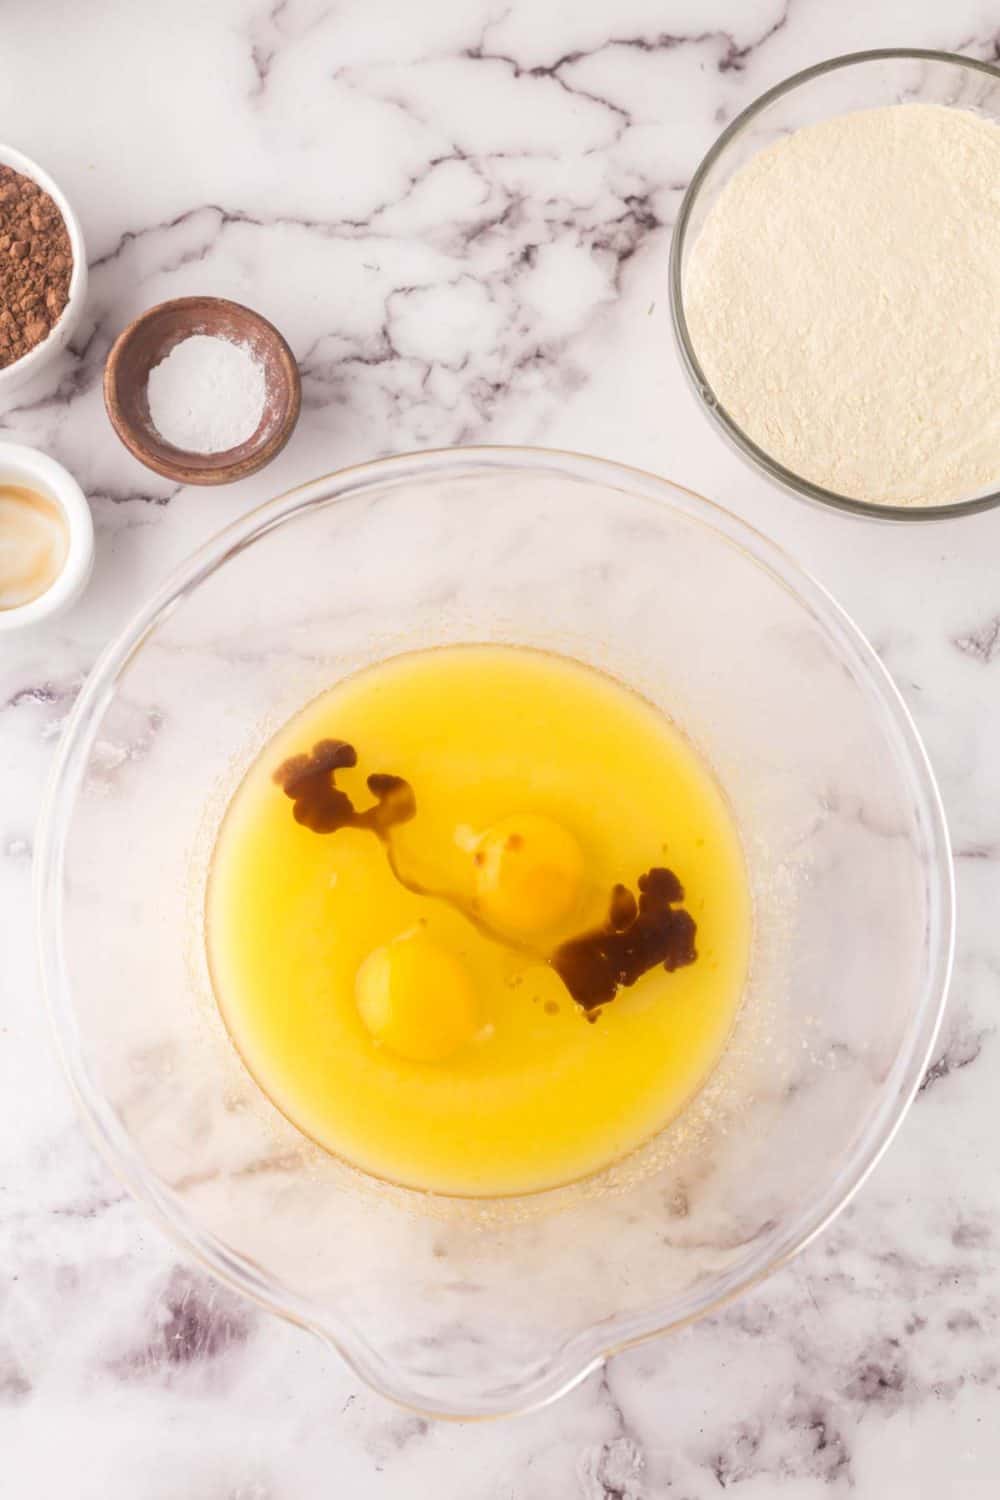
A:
36 446 953 1419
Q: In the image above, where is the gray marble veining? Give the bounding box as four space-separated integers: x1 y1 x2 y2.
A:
3 0 1000 1494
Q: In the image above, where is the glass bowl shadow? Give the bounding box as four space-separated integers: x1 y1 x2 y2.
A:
35 446 953 1418
670 49 1000 522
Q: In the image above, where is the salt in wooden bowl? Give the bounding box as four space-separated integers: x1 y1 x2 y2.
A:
104 296 301 486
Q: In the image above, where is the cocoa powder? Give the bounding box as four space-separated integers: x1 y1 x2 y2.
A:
0 165 72 369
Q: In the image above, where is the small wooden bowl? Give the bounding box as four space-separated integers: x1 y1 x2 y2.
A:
104 296 301 486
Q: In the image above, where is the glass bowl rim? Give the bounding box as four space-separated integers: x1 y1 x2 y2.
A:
34 444 955 1418
669 47 1000 523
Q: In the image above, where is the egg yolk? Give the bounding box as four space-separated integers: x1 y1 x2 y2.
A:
355 929 478 1063
473 812 584 937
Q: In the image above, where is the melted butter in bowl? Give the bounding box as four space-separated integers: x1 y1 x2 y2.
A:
0 483 69 610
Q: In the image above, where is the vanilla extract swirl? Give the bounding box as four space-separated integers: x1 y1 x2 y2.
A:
274 739 698 1013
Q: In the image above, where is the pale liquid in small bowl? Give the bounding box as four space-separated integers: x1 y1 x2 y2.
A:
0 484 68 609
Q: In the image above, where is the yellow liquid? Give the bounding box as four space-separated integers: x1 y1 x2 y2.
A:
207 646 751 1196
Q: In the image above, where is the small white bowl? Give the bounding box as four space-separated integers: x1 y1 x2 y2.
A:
0 144 88 404
0 441 93 631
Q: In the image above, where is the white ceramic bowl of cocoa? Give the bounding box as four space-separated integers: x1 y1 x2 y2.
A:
0 143 88 404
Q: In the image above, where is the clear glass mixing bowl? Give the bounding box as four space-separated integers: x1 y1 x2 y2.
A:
36 448 953 1418
670 49 1000 521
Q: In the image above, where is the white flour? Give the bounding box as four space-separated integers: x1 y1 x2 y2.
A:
148 334 266 453
684 104 1000 508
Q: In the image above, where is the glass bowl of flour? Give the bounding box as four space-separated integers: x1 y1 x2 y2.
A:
671 50 1000 521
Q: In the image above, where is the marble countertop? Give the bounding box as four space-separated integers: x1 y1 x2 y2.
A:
3 1 1000 1494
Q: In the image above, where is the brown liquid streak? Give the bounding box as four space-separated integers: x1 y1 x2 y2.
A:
274 739 698 1013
